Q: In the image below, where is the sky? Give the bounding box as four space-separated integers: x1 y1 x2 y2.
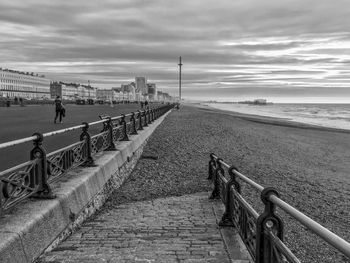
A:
1 0 350 103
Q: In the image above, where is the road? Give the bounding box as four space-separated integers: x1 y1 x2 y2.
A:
0 103 145 171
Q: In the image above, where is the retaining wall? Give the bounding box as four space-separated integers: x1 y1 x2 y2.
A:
0 110 171 263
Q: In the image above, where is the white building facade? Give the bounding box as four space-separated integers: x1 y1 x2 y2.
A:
0 68 51 99
50 82 97 100
96 89 118 101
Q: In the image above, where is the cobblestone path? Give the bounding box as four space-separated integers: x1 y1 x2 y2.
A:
36 193 232 263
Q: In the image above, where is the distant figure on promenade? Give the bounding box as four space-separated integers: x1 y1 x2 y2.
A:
140 101 144 109
6 97 10 107
54 96 65 124
145 100 149 109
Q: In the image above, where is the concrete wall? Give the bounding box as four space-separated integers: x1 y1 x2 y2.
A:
0 110 171 263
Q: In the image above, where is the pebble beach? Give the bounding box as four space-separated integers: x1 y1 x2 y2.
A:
101 104 350 263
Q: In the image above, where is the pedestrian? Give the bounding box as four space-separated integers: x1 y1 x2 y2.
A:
145 100 149 109
140 101 144 109
54 95 64 123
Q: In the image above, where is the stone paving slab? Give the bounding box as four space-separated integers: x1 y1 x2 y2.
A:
36 192 251 263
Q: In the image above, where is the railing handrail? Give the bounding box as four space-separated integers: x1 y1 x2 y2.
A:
269 194 350 258
0 136 38 150
43 124 85 138
212 154 264 191
210 153 350 260
0 108 155 150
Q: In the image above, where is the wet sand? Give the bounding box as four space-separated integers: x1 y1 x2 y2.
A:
103 104 350 263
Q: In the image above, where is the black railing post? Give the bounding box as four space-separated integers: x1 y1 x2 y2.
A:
137 110 143 130
80 122 95 166
256 187 284 263
209 158 223 200
130 112 138 135
219 165 240 227
208 153 216 180
106 117 116 150
149 108 154 122
30 132 55 198
147 109 152 124
120 114 129 141
143 110 148 127
228 165 241 194
0 182 3 215
101 118 109 132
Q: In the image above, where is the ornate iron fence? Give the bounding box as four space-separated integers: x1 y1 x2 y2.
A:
208 153 350 263
0 104 174 215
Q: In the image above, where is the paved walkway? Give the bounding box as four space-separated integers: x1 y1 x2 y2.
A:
36 192 251 263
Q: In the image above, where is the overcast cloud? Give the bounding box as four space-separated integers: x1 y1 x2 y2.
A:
1 0 350 102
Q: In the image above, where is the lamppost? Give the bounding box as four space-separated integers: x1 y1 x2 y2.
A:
178 56 182 101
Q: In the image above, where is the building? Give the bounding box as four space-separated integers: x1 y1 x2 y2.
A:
50 82 97 101
96 89 118 101
132 82 142 101
50 82 78 100
157 91 171 102
147 83 157 101
253 99 267 105
50 82 64 99
0 68 50 99
112 87 125 101
157 91 164 101
135 77 147 96
80 85 97 100
121 84 136 101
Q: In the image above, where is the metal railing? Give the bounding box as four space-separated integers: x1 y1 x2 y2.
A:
0 104 174 215
208 153 350 263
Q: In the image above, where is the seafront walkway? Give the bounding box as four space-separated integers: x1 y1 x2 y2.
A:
36 192 251 263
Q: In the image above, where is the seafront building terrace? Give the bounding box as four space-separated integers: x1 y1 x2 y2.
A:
0 68 51 99
0 68 171 103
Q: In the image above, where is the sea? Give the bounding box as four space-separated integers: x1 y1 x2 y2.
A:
205 103 350 131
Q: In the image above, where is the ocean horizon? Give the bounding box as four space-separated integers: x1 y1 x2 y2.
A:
204 102 350 131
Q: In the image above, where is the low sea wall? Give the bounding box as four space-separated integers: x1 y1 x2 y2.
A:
0 110 171 263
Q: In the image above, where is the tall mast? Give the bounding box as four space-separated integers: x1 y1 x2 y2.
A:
178 56 182 100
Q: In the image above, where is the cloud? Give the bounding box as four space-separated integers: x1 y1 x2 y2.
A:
0 0 350 101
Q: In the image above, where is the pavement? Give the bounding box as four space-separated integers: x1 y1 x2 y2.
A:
35 192 252 263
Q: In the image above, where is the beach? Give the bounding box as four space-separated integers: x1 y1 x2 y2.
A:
100 104 350 263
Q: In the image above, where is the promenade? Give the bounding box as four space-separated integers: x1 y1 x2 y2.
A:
36 193 250 263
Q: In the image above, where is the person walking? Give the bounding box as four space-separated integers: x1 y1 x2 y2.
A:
54 95 64 123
